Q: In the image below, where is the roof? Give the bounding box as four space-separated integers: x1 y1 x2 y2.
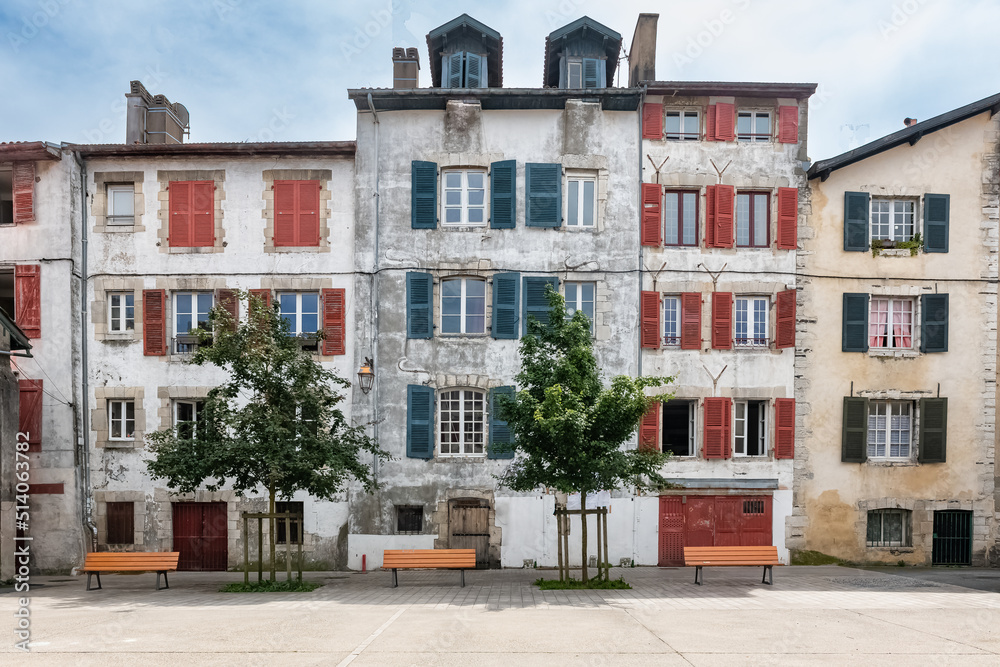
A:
0 141 62 161
809 91 1000 180
0 309 32 354
426 14 503 88
349 88 641 112
543 16 623 88
644 81 817 99
67 141 356 159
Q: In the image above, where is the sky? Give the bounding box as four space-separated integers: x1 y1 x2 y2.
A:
0 0 996 161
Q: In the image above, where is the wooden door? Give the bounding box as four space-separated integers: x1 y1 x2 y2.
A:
172 502 228 571
738 497 772 546
714 497 742 546
658 496 685 566
684 497 715 547
449 499 490 569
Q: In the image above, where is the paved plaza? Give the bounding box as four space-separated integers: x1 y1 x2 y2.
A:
3 565 1000 665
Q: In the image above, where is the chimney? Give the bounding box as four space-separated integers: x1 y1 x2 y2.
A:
904 117 918 127
629 14 658 87
125 80 189 144
393 47 420 89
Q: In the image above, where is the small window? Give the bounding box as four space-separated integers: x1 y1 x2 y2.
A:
564 57 602 89
662 399 696 456
567 60 582 89
867 508 912 547
1 168 14 225
107 184 135 226
173 292 213 353
665 110 699 141
106 501 135 545
567 176 596 228
664 191 698 246
869 297 914 350
441 278 486 334
871 199 916 243
108 399 135 441
662 296 680 347
565 281 595 334
442 169 486 226
734 400 767 456
737 110 771 142
396 505 423 534
743 499 765 514
108 292 135 333
278 292 320 337
174 399 204 440
736 192 769 247
275 501 303 545
735 296 769 348
439 389 486 456
868 400 911 459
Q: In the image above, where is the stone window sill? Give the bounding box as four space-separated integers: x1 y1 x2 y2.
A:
99 440 140 449
869 349 919 359
103 333 138 342
867 459 917 467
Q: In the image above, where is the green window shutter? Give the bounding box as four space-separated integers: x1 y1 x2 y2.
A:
406 385 434 459
488 386 515 459
445 52 465 87
490 160 516 229
842 293 869 352
466 53 484 88
923 193 950 253
583 58 600 88
411 161 437 229
844 191 870 251
920 293 948 353
522 276 558 337
491 272 520 339
918 397 947 463
525 163 562 228
842 396 869 463
406 272 433 339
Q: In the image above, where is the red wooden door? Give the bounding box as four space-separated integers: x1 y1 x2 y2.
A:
714 497 741 547
658 496 685 566
684 497 715 547
738 496 772 546
172 502 228 571
659 494 774 563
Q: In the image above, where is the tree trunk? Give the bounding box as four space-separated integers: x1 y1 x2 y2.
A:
268 481 276 582
580 491 588 583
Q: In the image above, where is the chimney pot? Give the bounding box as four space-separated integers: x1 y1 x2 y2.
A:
904 117 918 127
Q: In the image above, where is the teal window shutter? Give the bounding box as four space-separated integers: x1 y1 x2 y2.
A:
490 160 516 229
923 193 949 253
918 397 947 463
844 191 869 251
445 52 465 87
466 53 485 88
406 272 433 339
488 386 515 459
411 161 437 229
841 396 869 463
491 272 520 339
582 58 600 88
920 293 948 353
525 163 562 228
407 385 434 459
523 276 559 337
842 293 869 352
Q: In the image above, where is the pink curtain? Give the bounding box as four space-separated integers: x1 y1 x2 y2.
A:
893 302 912 348
869 302 888 348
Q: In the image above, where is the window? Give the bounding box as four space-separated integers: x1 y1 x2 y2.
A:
275 501 303 545
106 502 135 545
107 184 135 226
108 399 135 441
443 51 486 88
665 110 699 141
734 400 767 456
174 400 203 440
868 401 911 459
662 399 696 456
396 506 423 534
439 389 485 456
0 168 12 225
442 169 486 226
567 176 596 228
278 292 320 337
108 292 135 333
565 57 603 89
441 278 486 334
736 192 769 247
568 60 582 89
867 509 912 547
174 292 213 353
664 191 698 246
735 296 768 347
662 296 680 347
871 198 916 243
273 180 320 247
737 110 771 142
869 298 913 349
167 180 214 247
565 281 595 334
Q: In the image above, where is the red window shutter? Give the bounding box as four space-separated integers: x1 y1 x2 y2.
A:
249 288 272 310
273 181 297 246
191 181 215 247
714 185 735 248
322 288 345 355
774 398 795 459
168 181 191 246
778 105 799 144
703 397 731 459
775 289 796 349
642 103 663 140
297 180 321 246
640 291 661 349
217 289 239 330
18 378 42 451
12 161 35 224
142 289 167 356
715 102 735 141
639 400 660 451
705 185 717 247
641 183 662 246
680 292 702 350
711 292 733 350
14 264 41 338
705 104 717 141
776 187 798 250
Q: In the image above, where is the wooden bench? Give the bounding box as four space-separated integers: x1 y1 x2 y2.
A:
684 546 781 585
382 549 476 588
81 552 180 591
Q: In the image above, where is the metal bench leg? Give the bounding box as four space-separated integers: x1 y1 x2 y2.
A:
392 569 398 588
156 571 170 591
86 572 102 591
762 566 772 585
695 566 702 585
460 569 465 588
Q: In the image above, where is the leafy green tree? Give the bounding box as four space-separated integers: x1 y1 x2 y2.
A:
496 287 673 582
146 291 389 579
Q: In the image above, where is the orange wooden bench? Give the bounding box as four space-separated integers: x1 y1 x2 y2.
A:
81 552 180 591
684 546 781 585
382 549 476 588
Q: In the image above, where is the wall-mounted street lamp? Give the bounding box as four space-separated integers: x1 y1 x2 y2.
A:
357 357 375 395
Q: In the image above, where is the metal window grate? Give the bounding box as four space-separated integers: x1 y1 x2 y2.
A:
932 510 972 565
396 506 423 533
743 499 765 515
106 502 134 545
275 501 303 545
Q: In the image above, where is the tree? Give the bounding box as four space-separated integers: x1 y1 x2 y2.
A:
496 287 673 583
146 291 389 579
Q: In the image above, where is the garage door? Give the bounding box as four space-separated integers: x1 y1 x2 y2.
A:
658 495 772 566
172 502 228 571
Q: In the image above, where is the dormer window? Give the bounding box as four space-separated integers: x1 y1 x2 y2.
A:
427 14 501 89
544 17 621 89
443 51 486 88
565 58 604 89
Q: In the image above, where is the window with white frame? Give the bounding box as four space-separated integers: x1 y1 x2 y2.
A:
662 399 696 456
567 60 583 89
565 281 595 334
108 399 135 441
174 399 203 440
108 292 135 333
107 183 135 226
735 296 769 347
869 297 914 349
664 191 698 246
442 169 486 226
441 278 486 334
174 292 213 353
278 292 320 337
439 389 486 455
736 192 769 247
665 110 699 141
867 400 911 459
566 175 596 228
737 110 771 142
734 400 767 456
871 198 916 243
867 508 912 547
662 295 680 347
